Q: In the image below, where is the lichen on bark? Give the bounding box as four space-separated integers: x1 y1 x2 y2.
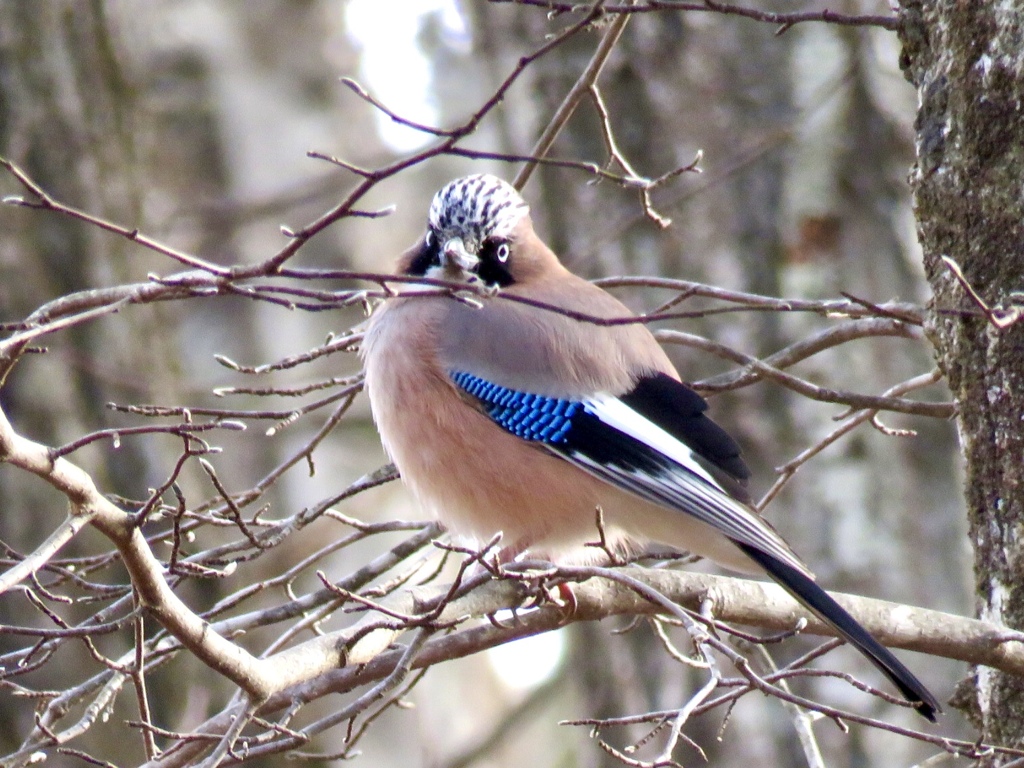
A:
900 0 1024 756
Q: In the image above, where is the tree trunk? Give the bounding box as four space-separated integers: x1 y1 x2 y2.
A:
901 1 1024 757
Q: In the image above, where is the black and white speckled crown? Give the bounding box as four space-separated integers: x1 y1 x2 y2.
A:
428 174 530 247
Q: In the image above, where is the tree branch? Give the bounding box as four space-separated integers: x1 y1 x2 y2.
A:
491 0 898 32
145 562 1021 767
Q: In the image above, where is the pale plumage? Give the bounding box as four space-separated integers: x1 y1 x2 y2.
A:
361 174 939 720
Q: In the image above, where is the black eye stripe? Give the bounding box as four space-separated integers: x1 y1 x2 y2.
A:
403 232 441 276
476 252 515 287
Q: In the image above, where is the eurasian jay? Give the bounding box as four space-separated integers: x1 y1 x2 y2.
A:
362 174 939 720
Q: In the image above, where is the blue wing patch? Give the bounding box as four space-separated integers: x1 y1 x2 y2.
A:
450 371 580 443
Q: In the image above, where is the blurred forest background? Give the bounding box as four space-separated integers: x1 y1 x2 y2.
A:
0 1 972 766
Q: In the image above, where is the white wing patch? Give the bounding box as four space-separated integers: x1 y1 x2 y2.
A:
585 394 726 491
576 394 811 577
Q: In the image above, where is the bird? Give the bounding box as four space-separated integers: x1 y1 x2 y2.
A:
361 173 940 721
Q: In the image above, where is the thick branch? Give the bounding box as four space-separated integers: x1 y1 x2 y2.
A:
147 563 1012 767
0 405 275 700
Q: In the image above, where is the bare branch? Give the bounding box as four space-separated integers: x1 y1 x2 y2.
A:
340 77 460 137
941 255 1024 330
0 403 274 699
758 370 945 509
146 563 1024 766
490 0 899 32
130 610 158 762
1 157 229 275
514 3 631 190
692 317 923 392
50 420 245 459
658 329 952 418
0 514 95 596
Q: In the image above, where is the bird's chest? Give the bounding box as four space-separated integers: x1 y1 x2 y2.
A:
363 301 485 511
363 300 452 460
362 299 594 545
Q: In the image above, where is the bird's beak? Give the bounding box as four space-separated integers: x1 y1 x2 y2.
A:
441 237 479 275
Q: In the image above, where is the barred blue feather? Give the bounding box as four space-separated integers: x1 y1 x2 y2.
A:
451 371 580 443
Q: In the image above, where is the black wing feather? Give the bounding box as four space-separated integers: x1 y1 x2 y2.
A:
621 374 752 502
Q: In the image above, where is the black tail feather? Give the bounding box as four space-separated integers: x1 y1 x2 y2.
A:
737 543 940 721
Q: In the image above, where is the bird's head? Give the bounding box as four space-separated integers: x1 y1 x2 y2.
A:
401 174 538 287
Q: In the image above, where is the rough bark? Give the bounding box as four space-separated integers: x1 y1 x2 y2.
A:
900 1 1024 757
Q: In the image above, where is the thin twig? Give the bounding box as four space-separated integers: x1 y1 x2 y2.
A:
659 329 952 418
941 255 1024 329
1 157 229 275
0 514 96 596
131 609 159 762
515 1 628 190
490 0 898 31
758 369 945 509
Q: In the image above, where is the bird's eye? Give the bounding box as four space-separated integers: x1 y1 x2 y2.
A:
474 238 516 287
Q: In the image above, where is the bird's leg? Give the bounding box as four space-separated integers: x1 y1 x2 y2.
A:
472 538 577 617
553 581 578 615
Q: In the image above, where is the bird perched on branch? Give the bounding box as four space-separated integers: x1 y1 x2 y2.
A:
361 173 939 721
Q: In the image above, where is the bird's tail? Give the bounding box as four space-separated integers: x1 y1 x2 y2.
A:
736 543 940 721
